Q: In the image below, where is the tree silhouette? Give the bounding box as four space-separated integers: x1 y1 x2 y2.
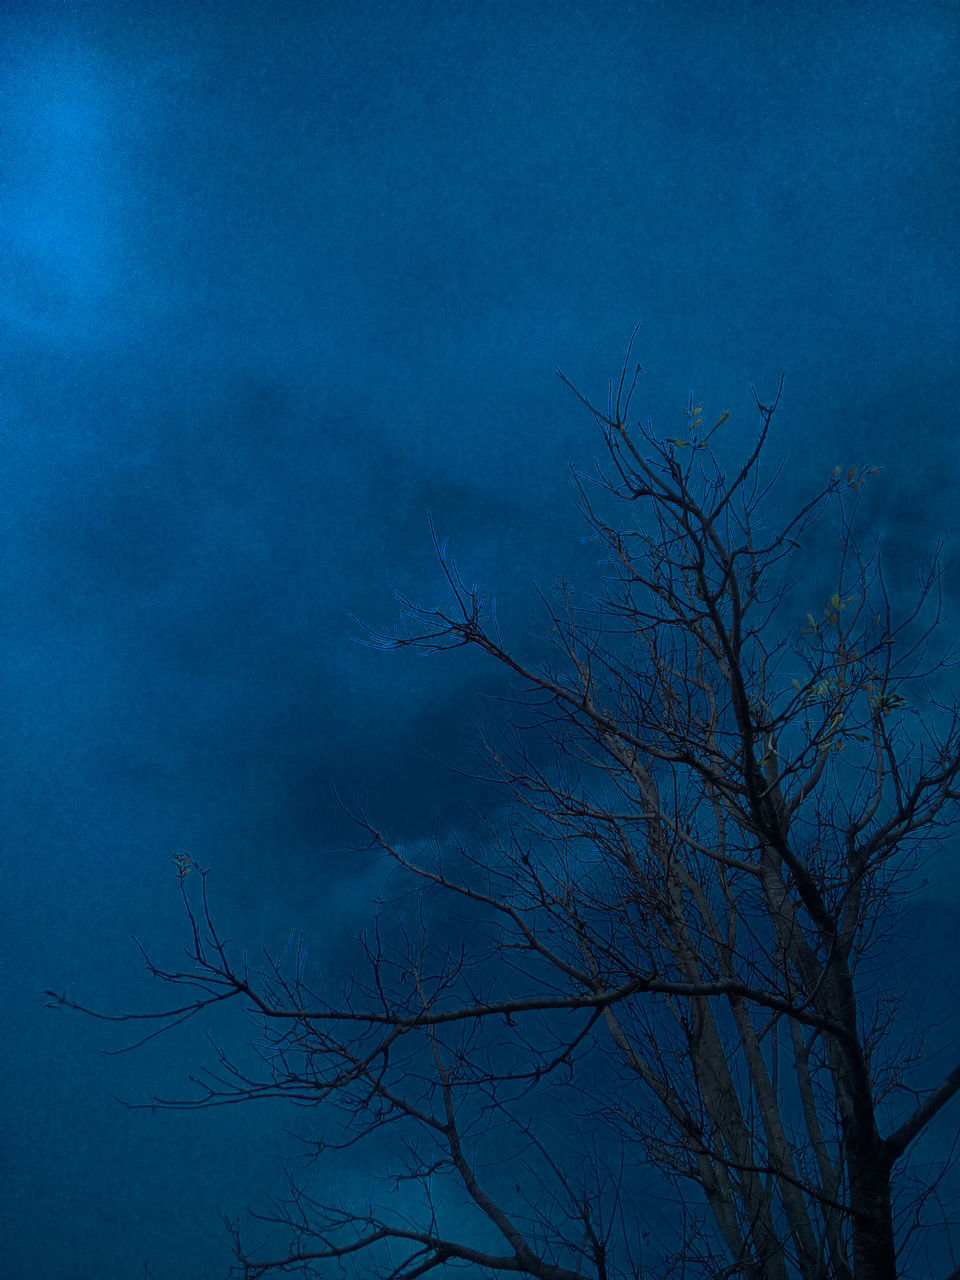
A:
51 342 960 1278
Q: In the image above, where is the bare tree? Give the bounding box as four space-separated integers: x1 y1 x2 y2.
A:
51 342 960 1279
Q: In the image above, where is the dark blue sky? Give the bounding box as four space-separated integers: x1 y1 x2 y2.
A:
3 3 959 1278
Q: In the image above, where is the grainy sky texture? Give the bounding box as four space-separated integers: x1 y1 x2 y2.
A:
3 3 959 1278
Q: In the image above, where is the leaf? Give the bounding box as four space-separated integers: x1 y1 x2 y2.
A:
714 411 730 429
172 852 193 880
667 438 689 447
848 466 857 481
832 465 842 477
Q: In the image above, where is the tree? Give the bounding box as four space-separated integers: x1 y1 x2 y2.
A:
51 341 960 1279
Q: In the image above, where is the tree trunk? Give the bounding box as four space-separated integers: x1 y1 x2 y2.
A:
849 1148 897 1280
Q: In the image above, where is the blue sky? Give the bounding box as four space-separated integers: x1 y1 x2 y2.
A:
2 2 959 1277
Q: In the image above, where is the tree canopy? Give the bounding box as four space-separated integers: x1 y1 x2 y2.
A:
51 346 960 1279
